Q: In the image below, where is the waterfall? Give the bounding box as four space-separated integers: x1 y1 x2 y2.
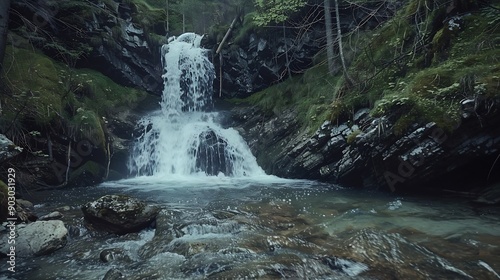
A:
128 33 265 178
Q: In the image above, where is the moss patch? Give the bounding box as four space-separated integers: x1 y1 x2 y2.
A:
236 62 341 133
233 1 499 136
1 46 146 142
358 2 499 133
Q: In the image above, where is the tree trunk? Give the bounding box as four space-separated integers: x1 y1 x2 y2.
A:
324 0 335 75
166 0 169 32
334 0 353 85
216 15 238 54
283 23 291 79
0 0 11 72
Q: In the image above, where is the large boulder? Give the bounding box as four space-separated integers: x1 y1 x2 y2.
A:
0 220 68 257
81 195 160 234
196 129 232 176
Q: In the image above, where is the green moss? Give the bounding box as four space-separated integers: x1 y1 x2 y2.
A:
233 13 259 44
69 109 106 150
237 63 342 133
346 129 362 144
1 46 146 143
2 46 64 125
125 0 166 32
69 68 146 115
393 110 418 136
233 1 498 136
409 67 455 96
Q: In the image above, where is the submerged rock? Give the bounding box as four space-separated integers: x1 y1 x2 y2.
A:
0 220 68 257
39 211 63 221
102 268 126 280
81 195 160 234
99 248 132 263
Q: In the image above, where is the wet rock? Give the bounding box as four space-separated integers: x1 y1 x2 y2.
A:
0 134 22 162
81 195 160 234
99 248 132 263
103 268 126 280
208 3 400 99
39 211 63 221
473 183 500 205
67 225 81 238
0 220 68 257
16 199 38 223
231 96 500 193
10 1 163 95
138 210 183 259
196 129 233 176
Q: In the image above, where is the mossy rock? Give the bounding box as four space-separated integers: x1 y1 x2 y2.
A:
346 130 362 144
68 161 106 187
1 45 146 142
2 46 64 126
69 109 107 151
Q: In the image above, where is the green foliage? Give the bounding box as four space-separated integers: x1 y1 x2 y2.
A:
351 2 500 134
237 63 341 133
253 0 306 26
2 47 64 126
126 0 167 32
67 68 146 115
1 46 146 143
233 13 259 44
240 1 499 136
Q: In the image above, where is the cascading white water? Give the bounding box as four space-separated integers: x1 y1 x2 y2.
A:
128 33 265 178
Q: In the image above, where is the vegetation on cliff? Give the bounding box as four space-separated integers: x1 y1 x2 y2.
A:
238 0 500 135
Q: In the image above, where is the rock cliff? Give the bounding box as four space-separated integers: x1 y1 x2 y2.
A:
229 96 500 194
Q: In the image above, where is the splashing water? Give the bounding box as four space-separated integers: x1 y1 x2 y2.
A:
128 33 265 178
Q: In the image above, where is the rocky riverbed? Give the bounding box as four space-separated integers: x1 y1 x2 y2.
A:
2 178 500 279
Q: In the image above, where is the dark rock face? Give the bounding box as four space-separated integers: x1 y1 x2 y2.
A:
9 0 163 95
196 129 232 176
230 97 500 193
81 195 160 234
76 7 163 95
208 1 400 99
213 31 321 99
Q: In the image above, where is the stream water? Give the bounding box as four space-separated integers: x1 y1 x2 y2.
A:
15 179 500 279
8 33 500 279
